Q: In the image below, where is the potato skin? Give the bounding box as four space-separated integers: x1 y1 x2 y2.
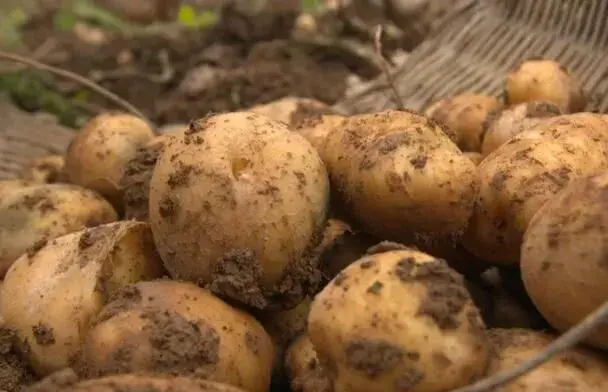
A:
321 110 478 247
20 155 67 185
295 114 346 162
0 184 118 277
248 96 334 126
486 329 608 391
464 113 608 264
149 112 329 309
505 59 586 113
64 112 155 210
0 221 165 376
308 247 488 392
521 172 608 349
285 334 331 392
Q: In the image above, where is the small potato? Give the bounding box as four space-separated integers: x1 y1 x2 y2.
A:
64 112 156 210
308 245 489 392
321 110 478 248
425 93 502 151
505 59 586 113
285 334 331 392
261 297 312 350
149 112 330 310
486 329 608 391
248 96 334 127
20 155 67 184
0 184 118 277
464 152 484 165
295 114 346 162
481 101 563 157
0 179 36 199
76 280 274 392
0 221 165 376
464 113 608 264
521 171 608 349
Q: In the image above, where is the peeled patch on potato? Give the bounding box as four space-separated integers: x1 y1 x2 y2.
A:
248 96 334 127
0 184 118 277
149 112 330 310
321 110 479 248
0 221 165 376
521 172 608 349
505 59 587 113
76 280 274 392
285 334 331 392
64 112 156 211
308 246 489 392
486 329 608 391
464 113 608 264
424 93 502 151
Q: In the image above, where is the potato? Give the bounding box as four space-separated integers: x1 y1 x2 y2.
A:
294 114 346 163
463 113 608 264
20 155 67 185
0 323 35 392
64 112 156 210
521 171 608 349
0 221 165 376
248 96 334 126
149 112 330 310
76 280 274 392
424 93 502 151
321 110 478 248
486 329 608 391
308 245 489 392
464 152 484 165
26 373 247 392
285 334 331 392
481 101 563 157
505 59 586 113
0 184 118 277
261 297 312 350
0 179 36 198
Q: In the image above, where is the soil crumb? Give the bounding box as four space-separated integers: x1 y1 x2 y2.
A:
0 324 36 392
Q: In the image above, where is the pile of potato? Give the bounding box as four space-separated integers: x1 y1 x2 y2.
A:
1 58 608 392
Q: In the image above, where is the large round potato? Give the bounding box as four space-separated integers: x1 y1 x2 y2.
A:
321 110 478 248
464 113 608 264
521 171 608 349
149 112 330 309
0 184 117 277
308 245 489 392
0 221 165 376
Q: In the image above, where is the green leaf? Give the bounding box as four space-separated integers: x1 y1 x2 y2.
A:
53 10 78 31
178 4 198 27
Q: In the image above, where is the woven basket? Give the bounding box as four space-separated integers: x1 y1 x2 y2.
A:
335 0 608 114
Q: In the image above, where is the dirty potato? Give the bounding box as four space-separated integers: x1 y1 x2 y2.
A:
149 112 330 310
64 112 156 210
20 155 66 185
76 280 274 392
308 244 489 392
285 334 331 392
0 221 165 376
248 96 334 127
0 184 117 277
294 114 346 163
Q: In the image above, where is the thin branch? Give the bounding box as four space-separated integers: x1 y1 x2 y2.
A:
449 299 608 392
0 50 152 126
373 25 404 110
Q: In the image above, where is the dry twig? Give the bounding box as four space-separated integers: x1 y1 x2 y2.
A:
373 25 404 110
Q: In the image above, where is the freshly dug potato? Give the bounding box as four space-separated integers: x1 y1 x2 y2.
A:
294 114 346 162
248 96 334 126
505 59 587 113
464 152 484 165
285 334 331 392
20 155 67 184
64 112 156 210
76 280 274 392
521 171 608 349
486 329 608 391
0 323 35 392
0 221 165 376
463 113 608 264
0 179 36 198
149 112 330 310
261 297 312 350
321 110 478 247
308 245 489 392
481 101 563 157
26 373 247 392
424 93 502 151
0 184 118 277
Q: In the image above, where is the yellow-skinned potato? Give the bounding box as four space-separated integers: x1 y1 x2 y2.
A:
481 101 563 157
149 112 330 310
295 114 346 161
0 221 165 376
424 93 502 151
76 281 274 392
248 96 334 126
0 179 36 198
285 334 331 392
521 172 608 349
321 110 478 247
486 329 608 391
64 112 156 210
464 152 484 165
308 245 489 392
20 155 67 185
0 184 118 277
505 59 587 113
464 113 608 264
